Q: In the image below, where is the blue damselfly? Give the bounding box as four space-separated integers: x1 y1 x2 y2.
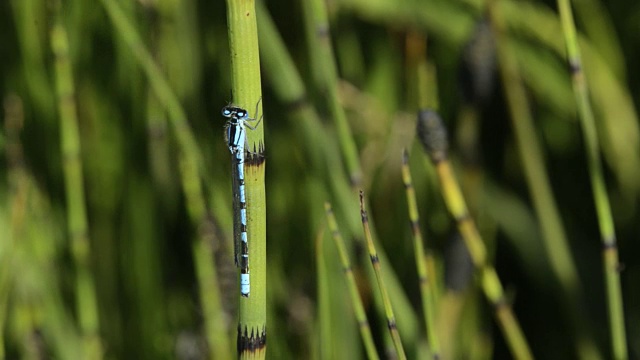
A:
221 100 262 297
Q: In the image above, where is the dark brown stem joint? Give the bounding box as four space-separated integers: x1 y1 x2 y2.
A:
455 212 471 223
410 220 420 234
602 235 617 251
419 275 429 285
569 60 581 75
491 296 508 310
284 94 308 112
237 325 267 354
358 319 370 329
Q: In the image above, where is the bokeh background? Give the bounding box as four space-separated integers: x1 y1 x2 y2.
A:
1 0 640 359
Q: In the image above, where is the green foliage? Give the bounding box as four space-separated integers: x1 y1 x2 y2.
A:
1 0 639 358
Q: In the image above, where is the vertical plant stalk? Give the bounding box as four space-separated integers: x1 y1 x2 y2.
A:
225 0 267 358
304 0 363 187
2 95 26 360
556 1 627 357
325 203 380 360
316 226 333 360
405 31 439 112
98 1 231 357
359 192 407 360
488 2 602 358
180 145 232 360
50 5 102 359
258 6 419 351
401 150 440 359
416 110 533 360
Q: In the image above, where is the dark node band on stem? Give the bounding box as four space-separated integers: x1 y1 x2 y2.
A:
246 142 266 165
568 59 581 75
369 254 379 264
62 150 81 163
410 220 420 233
148 123 166 139
402 148 409 164
70 229 89 242
491 295 509 310
419 274 429 285
602 235 617 250
416 109 449 163
359 190 369 222
316 24 330 38
284 94 309 112
349 173 362 188
454 212 471 223
59 92 76 107
237 325 267 353
387 319 397 330
325 203 334 214
358 319 370 329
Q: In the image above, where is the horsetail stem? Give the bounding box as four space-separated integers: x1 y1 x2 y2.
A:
401 150 441 359
325 202 380 360
99 0 230 357
225 0 267 357
359 192 407 360
417 110 533 360
50 3 102 357
556 1 627 357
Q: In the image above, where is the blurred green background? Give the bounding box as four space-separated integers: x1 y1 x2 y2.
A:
1 0 640 359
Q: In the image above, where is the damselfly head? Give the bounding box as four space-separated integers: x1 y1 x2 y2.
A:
221 106 248 119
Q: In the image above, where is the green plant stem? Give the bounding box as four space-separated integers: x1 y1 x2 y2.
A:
225 0 267 358
303 0 363 187
10 0 56 120
325 203 380 360
359 192 407 360
488 2 602 359
2 94 26 360
438 160 532 360
556 1 627 358
49 5 102 359
316 226 332 360
257 4 419 352
98 1 230 357
401 151 440 359
495 0 640 197
417 110 533 360
98 0 203 172
179 148 232 359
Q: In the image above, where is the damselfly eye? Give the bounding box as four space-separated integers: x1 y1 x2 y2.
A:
237 111 247 118
222 108 232 117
